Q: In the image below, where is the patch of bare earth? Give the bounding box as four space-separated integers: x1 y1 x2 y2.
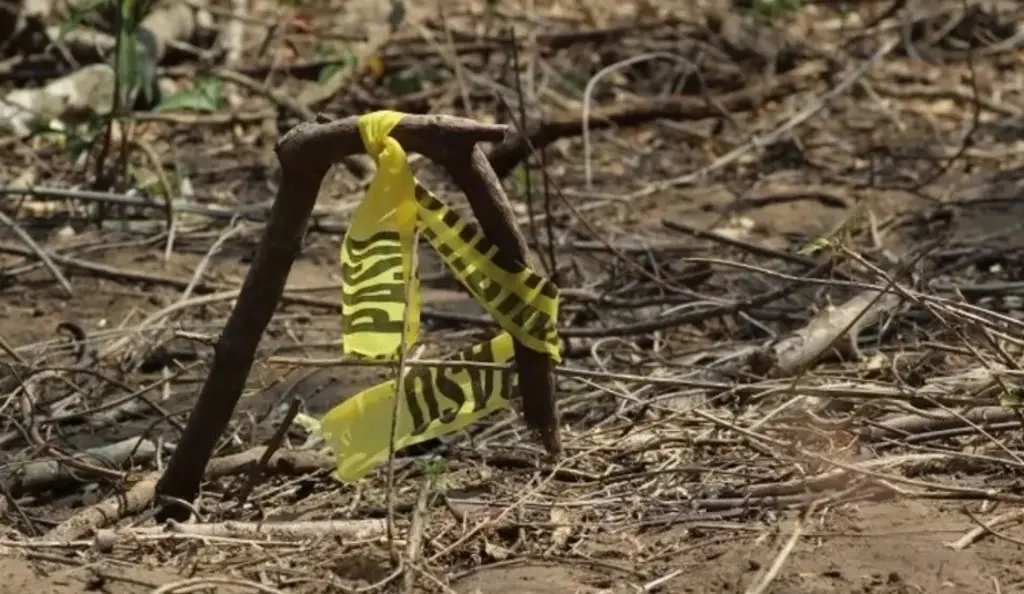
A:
4 0 1024 592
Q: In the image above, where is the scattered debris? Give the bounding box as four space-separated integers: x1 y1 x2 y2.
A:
2 1 1024 593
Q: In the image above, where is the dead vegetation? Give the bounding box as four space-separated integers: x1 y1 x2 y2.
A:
3 0 1024 592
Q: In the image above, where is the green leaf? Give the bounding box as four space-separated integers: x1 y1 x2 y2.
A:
155 78 224 113
387 71 423 96
388 0 406 31
57 0 109 41
418 458 449 491
1000 388 1024 409
317 52 357 84
113 30 140 106
292 413 322 435
752 0 802 20
511 164 529 196
798 236 832 256
154 91 218 113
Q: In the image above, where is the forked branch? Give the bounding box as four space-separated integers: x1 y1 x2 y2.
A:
154 114 560 518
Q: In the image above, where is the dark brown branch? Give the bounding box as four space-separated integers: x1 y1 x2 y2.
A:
438 146 560 454
154 114 557 519
486 60 827 179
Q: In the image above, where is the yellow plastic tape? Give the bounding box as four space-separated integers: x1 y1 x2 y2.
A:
339 111 421 358
329 110 563 482
412 184 561 362
319 332 517 483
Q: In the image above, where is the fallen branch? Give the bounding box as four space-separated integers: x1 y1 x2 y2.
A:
1 437 156 496
100 517 387 543
858 404 1018 443
45 445 335 541
947 509 1024 551
748 289 902 377
45 474 157 542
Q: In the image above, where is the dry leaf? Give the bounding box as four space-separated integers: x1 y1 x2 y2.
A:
549 507 572 549
483 538 511 561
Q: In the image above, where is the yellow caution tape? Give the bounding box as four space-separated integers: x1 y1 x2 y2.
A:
340 110 560 361
339 111 421 358
413 183 561 362
319 332 517 483
326 110 564 482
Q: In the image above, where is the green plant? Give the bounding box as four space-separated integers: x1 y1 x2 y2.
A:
751 0 803 20
155 77 225 113
418 458 449 493
58 0 158 192
313 44 358 85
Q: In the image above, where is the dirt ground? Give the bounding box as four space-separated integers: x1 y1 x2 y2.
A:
4 0 1024 593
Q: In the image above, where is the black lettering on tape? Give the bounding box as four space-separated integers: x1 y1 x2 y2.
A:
441 208 460 230
403 370 428 436
493 292 522 317
433 366 465 424
493 255 527 275
499 296 553 339
455 219 477 247
507 302 532 329
519 273 558 300
414 184 443 210
433 238 454 258
343 309 405 335
417 184 532 278
463 266 504 304
538 278 559 300
415 179 555 308
457 222 498 258
342 256 404 287
520 274 557 301
506 300 535 327
527 310 553 335
404 369 434 436
462 339 498 412
342 281 406 306
345 232 402 257
342 243 403 262
434 241 464 271
452 218 527 276
446 253 555 344
507 303 554 344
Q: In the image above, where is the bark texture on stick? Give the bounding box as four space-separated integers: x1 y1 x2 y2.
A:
155 114 560 519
